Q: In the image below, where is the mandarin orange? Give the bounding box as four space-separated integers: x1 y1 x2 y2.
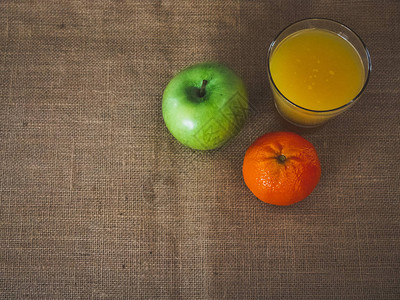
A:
243 132 321 206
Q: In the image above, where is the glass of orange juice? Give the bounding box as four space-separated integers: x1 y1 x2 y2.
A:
267 18 371 127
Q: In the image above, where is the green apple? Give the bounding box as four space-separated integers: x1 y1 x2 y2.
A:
162 62 249 150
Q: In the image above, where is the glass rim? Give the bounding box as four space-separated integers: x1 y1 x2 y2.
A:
267 18 372 114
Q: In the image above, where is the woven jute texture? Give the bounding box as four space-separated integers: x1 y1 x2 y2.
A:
1 1 399 299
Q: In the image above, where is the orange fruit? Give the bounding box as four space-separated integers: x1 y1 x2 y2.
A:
243 132 321 206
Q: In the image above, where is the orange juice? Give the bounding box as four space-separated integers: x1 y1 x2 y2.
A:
270 28 365 111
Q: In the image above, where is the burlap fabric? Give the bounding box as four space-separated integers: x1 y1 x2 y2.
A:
1 1 399 299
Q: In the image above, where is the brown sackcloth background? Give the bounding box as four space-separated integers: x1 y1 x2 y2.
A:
1 1 399 299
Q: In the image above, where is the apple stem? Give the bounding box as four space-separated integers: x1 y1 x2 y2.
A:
198 80 208 97
278 155 286 164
